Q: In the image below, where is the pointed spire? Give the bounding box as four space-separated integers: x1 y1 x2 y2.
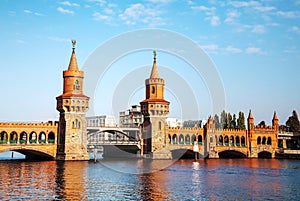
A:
68 39 79 71
150 50 160 79
273 111 278 120
248 110 253 119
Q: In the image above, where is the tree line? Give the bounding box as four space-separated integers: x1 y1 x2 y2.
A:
281 110 300 133
213 111 246 130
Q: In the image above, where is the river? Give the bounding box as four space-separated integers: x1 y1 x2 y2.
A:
0 158 300 200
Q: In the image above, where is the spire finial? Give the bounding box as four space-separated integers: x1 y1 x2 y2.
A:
71 39 76 51
153 50 156 61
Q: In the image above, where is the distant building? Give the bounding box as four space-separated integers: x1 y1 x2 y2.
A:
119 105 143 128
166 118 183 127
86 115 117 127
166 118 206 128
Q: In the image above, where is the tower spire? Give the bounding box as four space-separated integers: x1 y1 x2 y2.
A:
150 50 160 79
68 39 79 71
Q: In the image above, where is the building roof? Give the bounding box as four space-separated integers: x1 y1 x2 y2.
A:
68 41 79 71
149 50 160 79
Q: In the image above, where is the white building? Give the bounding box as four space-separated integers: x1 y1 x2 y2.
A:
86 115 117 127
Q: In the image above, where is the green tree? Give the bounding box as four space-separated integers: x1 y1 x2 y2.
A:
286 110 300 132
237 111 246 130
231 114 237 129
227 113 232 129
220 110 228 129
214 114 220 129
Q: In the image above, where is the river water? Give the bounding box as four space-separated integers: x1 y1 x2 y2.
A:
0 158 300 200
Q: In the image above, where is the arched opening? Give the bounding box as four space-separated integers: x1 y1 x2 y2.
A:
218 135 223 145
267 137 271 145
257 136 261 145
185 135 190 144
172 134 177 144
10 132 18 144
39 132 46 143
72 119 81 129
258 151 272 158
48 132 55 144
168 134 171 144
192 135 196 144
179 134 184 144
218 150 247 158
29 132 37 144
262 136 266 145
0 131 8 144
171 149 202 159
224 136 229 146
158 121 162 130
74 79 80 90
236 136 240 146
230 135 234 146
198 135 202 145
151 86 155 94
20 132 27 144
241 136 246 146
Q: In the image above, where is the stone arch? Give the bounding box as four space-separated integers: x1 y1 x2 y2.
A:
192 134 196 144
230 135 234 146
179 134 184 144
172 134 177 144
236 136 240 146
224 135 229 146
218 150 247 158
0 131 8 144
185 135 190 144
48 132 55 144
218 135 223 145
20 131 27 144
262 136 266 145
10 131 18 144
257 136 261 145
241 136 246 146
29 132 37 143
267 137 271 145
39 132 46 143
198 135 202 145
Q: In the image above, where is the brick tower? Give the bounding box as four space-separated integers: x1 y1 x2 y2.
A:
140 51 170 159
56 40 90 160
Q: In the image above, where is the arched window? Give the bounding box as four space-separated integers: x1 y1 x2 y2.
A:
74 80 80 90
48 132 55 144
267 137 272 145
219 136 223 145
172 134 177 144
179 134 184 144
185 135 190 144
262 136 266 144
241 136 246 146
198 135 202 145
39 132 46 143
29 132 37 143
158 121 162 130
152 86 155 94
230 136 234 146
192 135 196 144
257 136 261 145
72 119 81 129
20 132 27 144
10 132 18 144
224 136 229 146
236 136 240 146
168 134 171 144
0 131 8 144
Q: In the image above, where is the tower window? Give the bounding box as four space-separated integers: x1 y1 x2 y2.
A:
158 121 162 130
152 86 155 94
72 119 81 129
74 80 80 90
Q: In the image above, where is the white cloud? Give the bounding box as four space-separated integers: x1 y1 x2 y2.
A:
254 6 276 12
224 10 240 23
24 9 32 14
201 44 219 54
225 46 242 53
246 47 263 54
103 8 114 15
230 1 260 7
16 39 26 44
57 7 74 15
277 11 300 18
88 0 106 6
119 3 164 26
34 12 44 16
148 0 173 3
210 15 220 26
93 12 110 21
289 26 300 34
192 5 216 16
252 25 265 33
59 1 80 7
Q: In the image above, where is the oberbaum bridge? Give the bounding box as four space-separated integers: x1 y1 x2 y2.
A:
0 41 296 160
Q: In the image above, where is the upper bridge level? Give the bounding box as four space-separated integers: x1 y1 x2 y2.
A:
0 121 58 159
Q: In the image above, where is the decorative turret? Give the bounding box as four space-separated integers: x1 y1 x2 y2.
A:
56 40 90 161
247 110 254 130
272 111 279 132
140 51 170 158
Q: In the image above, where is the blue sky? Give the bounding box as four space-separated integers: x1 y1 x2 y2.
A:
0 0 300 125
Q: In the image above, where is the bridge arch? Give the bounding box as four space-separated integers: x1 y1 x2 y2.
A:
20 131 27 144
185 135 190 144
171 148 204 159
172 134 177 144
179 134 184 144
218 150 247 158
0 131 8 144
0 148 55 160
258 151 272 158
10 131 18 144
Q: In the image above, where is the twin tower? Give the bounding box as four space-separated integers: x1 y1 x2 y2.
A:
56 42 168 160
